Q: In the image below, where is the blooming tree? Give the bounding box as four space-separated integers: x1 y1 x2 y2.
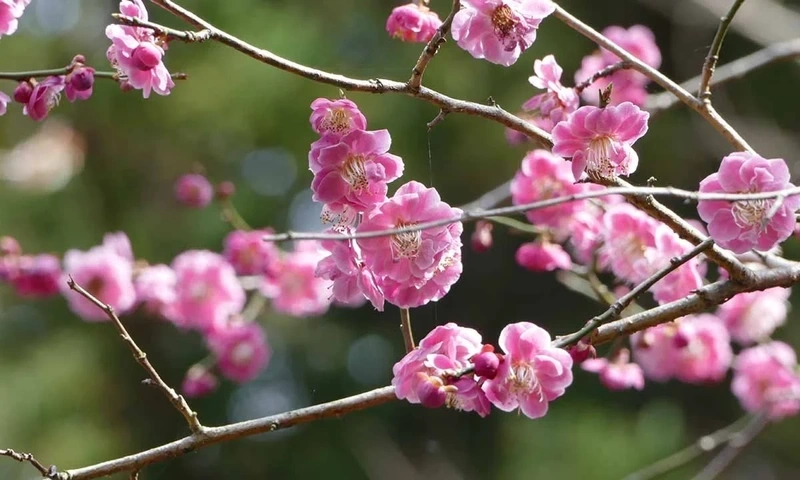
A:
1 0 800 478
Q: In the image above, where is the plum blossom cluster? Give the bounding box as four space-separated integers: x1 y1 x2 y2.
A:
392 322 573 418
0 226 351 397
307 98 464 309
0 56 96 122
105 0 174 98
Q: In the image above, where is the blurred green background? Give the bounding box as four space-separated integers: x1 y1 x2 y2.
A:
2 0 800 478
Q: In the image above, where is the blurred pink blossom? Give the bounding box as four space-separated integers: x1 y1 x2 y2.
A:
582 349 644 391
716 287 790 344
386 3 442 43
732 342 800 420
207 320 270 383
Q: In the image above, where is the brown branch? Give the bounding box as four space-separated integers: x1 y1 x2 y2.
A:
553 238 714 348
113 5 552 147
574 61 631 93
552 4 753 153
698 0 747 99
408 0 460 89
0 449 57 478
66 277 203 434
58 386 397 479
399 308 415 352
590 264 800 345
622 414 753 480
691 413 769 480
647 38 800 112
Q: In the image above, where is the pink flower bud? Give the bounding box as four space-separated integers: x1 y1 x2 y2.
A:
12 253 62 298
216 181 236 201
472 347 501 379
471 220 493 253
71 54 87 65
0 236 21 256
181 365 218 398
65 66 95 102
13 81 33 104
415 373 448 409
131 43 163 71
568 338 597 364
174 173 214 208
386 3 442 43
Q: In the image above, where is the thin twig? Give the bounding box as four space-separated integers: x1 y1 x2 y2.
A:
552 4 753 153
647 38 800 112
113 7 552 147
691 413 769 480
0 67 186 82
408 0 460 89
66 277 203 434
0 449 55 478
698 0 747 99
150 0 215 30
574 61 631 93
399 308 415 352
623 415 753 480
553 238 714 348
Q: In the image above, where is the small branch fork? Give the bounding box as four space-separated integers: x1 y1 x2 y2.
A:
0 449 58 479
408 0 460 90
574 61 631 92
66 277 203 434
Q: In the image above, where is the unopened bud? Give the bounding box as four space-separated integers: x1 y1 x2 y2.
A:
13 81 33 104
568 338 597 364
471 220 493 253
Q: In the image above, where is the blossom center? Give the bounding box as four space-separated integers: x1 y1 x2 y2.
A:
509 362 540 397
189 282 209 301
491 5 517 38
391 222 422 259
340 154 369 191
587 136 616 178
321 109 351 135
732 199 772 230
86 276 105 298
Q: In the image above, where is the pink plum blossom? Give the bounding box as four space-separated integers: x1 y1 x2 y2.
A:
0 0 29 39
309 98 367 138
716 288 790 344
482 322 573 418
392 323 490 416
315 234 385 311
103 231 134 261
223 229 281 276
207 320 270 383
510 149 596 230
174 173 214 208
358 181 463 308
181 364 218 398
386 3 442 43
65 65 95 102
515 241 571 272
261 241 332 317
582 349 644 391
600 204 659 284
648 225 705 305
170 250 246 332
105 0 174 98
8 254 62 298
23 76 65 122
732 342 800 420
697 152 800 253
134 264 177 316
552 102 649 181
574 25 661 106
522 55 579 124
0 90 9 116
60 244 136 322
632 315 732 384
451 0 556 66
310 129 404 212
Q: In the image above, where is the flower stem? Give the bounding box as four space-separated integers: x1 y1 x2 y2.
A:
399 308 415 352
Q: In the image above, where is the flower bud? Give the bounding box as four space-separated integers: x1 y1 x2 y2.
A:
215 181 236 201
415 373 448 409
0 236 21 256
567 338 597 364
181 365 218 398
472 349 501 379
13 81 33 104
70 66 95 92
174 173 214 208
471 220 493 253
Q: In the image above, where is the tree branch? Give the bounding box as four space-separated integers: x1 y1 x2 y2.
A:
553 238 714 348
57 386 397 479
408 0 460 89
698 0 747 99
552 3 753 153
66 277 203 434
113 5 552 147
647 38 800 112
574 61 631 93
691 413 768 480
0 449 56 478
